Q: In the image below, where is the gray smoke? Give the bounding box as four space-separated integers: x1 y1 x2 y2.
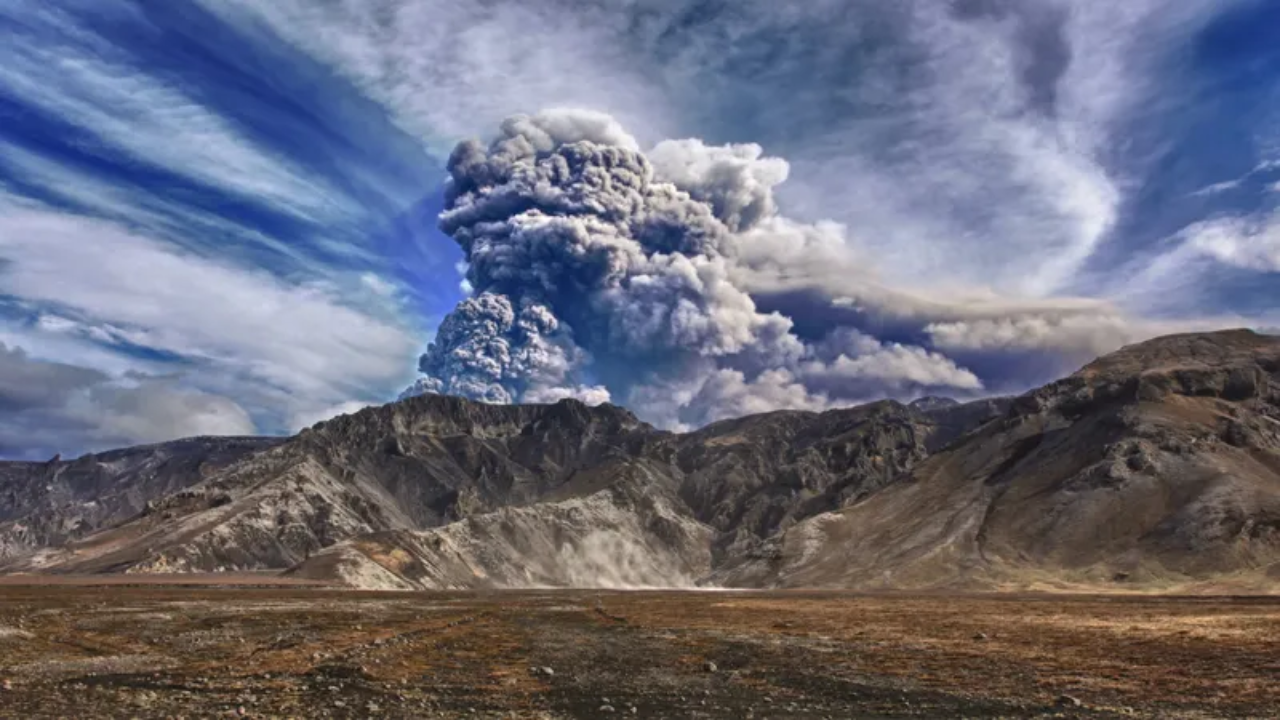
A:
400 291 607 405
405 109 983 426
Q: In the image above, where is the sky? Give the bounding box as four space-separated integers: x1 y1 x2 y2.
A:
0 0 1277 459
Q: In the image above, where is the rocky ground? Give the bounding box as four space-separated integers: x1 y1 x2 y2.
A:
1 579 1277 718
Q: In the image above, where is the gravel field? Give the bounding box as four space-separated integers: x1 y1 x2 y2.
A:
1 581 1277 718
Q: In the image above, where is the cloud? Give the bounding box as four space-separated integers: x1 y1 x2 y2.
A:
2 0 1274 451
214 0 1255 304
0 140 345 274
198 0 675 150
403 110 990 427
403 291 606 405
0 343 254 459
800 333 983 395
0 208 419 445
0 4 357 226
191 2 1275 392
403 108 1275 426
1182 211 1280 272
925 313 1138 357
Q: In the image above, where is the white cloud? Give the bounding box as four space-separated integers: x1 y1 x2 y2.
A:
0 4 357 225
803 344 982 391
683 368 832 426
0 209 419 431
927 313 1137 356
0 140 352 272
198 0 676 150
1182 211 1280 272
925 311 1260 360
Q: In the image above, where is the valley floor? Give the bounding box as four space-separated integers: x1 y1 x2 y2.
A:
0 580 1276 718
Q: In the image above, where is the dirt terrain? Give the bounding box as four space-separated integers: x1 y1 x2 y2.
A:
1 580 1277 718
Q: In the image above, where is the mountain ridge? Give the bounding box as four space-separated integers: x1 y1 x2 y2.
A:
3 329 1279 592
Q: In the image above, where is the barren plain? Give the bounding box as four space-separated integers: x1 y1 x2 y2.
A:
1 578 1277 718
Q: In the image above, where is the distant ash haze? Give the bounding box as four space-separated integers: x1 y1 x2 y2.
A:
399 109 1236 429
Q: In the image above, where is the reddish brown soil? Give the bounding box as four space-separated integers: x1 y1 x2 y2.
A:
0 583 1277 718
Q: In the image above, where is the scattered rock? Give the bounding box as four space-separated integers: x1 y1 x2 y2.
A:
1055 694 1083 708
972 632 988 641
598 704 615 713
703 661 718 673
1 679 12 691
529 666 555 677
236 706 247 717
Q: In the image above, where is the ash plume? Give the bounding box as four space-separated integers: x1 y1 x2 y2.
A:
405 109 983 426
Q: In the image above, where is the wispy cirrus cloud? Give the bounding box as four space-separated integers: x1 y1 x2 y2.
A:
0 139 356 276
0 2 454 456
197 0 677 151
0 5 361 225
1181 211 1280 272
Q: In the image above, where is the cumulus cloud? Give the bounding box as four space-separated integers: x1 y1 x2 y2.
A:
402 110 991 426
801 330 982 395
0 343 254 459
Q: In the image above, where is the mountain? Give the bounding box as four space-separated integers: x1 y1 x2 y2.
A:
3 329 1277 592
0 388 1003 582
717 329 1280 589
0 436 282 561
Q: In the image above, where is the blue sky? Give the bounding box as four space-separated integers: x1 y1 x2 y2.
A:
0 0 1277 458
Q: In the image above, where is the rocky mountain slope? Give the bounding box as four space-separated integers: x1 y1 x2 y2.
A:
718 329 1280 589
0 436 281 561
3 329 1277 592
0 388 1002 583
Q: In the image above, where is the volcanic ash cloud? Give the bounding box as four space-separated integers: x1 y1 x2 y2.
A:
404 109 982 427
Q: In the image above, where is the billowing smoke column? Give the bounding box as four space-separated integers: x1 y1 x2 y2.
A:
404 110 981 427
